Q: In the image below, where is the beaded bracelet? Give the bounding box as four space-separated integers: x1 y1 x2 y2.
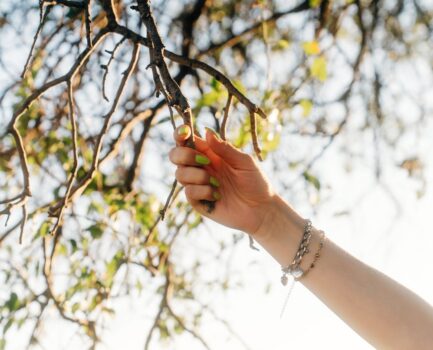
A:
301 229 326 278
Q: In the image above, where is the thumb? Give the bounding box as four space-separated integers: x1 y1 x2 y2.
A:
173 124 191 146
205 128 255 170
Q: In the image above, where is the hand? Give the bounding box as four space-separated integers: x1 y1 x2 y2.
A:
168 125 276 237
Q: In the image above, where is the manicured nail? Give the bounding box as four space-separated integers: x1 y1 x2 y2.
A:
212 191 221 200
178 125 189 136
205 127 221 140
195 154 210 165
209 176 220 187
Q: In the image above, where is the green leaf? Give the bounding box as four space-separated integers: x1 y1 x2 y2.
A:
303 171 321 190
210 77 223 91
102 306 115 315
196 90 225 108
69 239 78 253
88 224 104 239
105 252 124 286
34 222 50 241
57 243 67 256
3 318 13 334
174 322 184 334
311 56 327 81
309 0 322 7
275 39 290 50
6 293 19 311
158 320 170 339
89 201 105 215
232 80 247 95
300 99 313 117
71 302 80 313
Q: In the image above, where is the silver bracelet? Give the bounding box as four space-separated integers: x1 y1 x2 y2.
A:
279 219 314 318
280 219 312 285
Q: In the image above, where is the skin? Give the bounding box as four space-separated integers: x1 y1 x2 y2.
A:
169 125 433 350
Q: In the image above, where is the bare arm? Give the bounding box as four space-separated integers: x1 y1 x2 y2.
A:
168 125 433 350
254 195 433 350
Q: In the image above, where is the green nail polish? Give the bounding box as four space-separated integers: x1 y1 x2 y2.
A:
209 176 220 187
205 127 221 140
195 154 210 165
178 125 189 135
213 191 221 200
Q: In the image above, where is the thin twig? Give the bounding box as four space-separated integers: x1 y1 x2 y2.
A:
19 205 27 244
220 93 233 140
113 25 268 120
159 180 177 221
165 258 211 350
249 111 263 161
84 0 92 48
167 303 211 350
2 30 109 223
50 80 79 236
21 4 52 79
249 236 260 251
101 36 127 101
196 1 310 57
134 1 195 145
49 43 140 214
145 29 176 129
144 185 183 245
45 0 85 8
42 237 97 340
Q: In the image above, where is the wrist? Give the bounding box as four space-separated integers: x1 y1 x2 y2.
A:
250 194 309 267
251 194 305 242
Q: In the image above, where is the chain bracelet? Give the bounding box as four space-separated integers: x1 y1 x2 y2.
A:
279 226 326 318
280 219 312 285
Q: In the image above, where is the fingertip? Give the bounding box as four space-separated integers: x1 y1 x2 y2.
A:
174 124 191 144
205 127 221 143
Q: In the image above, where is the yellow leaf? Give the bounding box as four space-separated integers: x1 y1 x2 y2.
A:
276 39 290 50
300 99 313 117
309 0 322 7
311 56 327 81
302 41 320 55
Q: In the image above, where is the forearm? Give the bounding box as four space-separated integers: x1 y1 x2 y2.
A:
253 195 433 349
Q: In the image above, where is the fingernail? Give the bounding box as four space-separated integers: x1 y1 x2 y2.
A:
178 125 189 136
205 127 221 140
195 154 210 165
209 176 220 187
213 191 221 200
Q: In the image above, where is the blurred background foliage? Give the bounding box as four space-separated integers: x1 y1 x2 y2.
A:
0 0 432 348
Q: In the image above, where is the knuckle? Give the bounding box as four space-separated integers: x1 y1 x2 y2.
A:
193 168 208 184
201 171 211 184
242 153 255 164
168 148 176 163
205 186 213 198
175 167 190 185
174 167 182 181
184 185 193 199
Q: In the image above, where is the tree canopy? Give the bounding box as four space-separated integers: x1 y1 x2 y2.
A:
0 0 432 348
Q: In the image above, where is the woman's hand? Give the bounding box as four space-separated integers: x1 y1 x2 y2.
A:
169 124 276 237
